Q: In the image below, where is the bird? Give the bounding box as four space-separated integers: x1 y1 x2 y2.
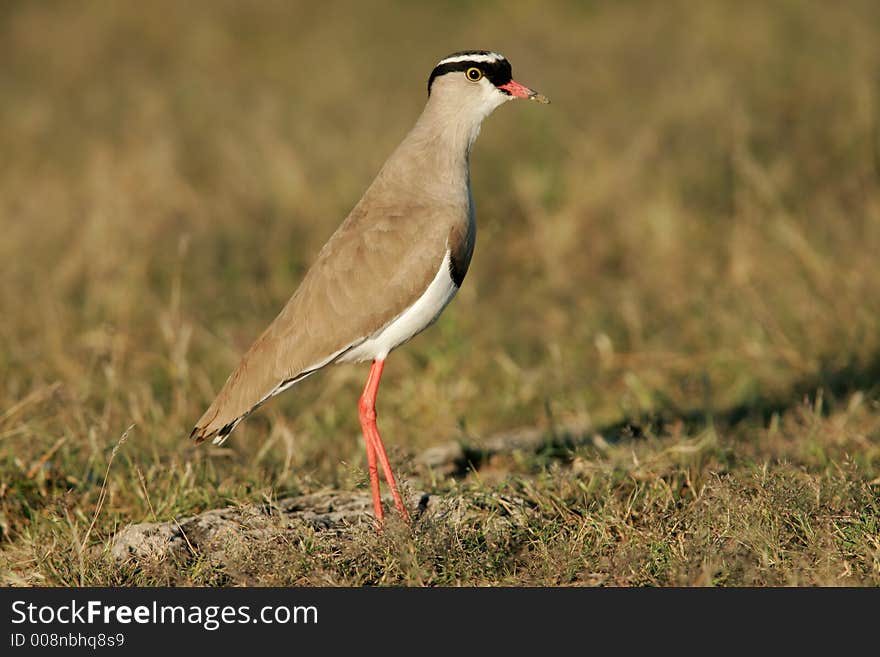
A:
190 50 549 524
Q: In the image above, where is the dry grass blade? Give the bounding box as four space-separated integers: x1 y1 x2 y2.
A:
135 464 158 522
80 424 134 554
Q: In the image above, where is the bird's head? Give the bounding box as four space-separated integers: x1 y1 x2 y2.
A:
427 50 549 121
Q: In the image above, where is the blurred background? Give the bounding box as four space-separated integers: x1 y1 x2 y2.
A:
1 1 879 584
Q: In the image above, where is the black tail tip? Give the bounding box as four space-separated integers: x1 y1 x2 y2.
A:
190 425 208 444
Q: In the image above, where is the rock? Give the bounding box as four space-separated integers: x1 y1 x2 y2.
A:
110 490 413 562
110 521 180 561
109 488 534 563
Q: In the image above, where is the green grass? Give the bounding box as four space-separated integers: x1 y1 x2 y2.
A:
1 0 879 586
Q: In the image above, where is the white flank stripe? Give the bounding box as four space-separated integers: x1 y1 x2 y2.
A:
339 250 459 363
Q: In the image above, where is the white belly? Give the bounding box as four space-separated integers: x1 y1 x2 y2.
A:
339 250 458 363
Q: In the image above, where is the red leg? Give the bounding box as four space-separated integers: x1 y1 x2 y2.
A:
358 363 384 524
361 411 383 525
358 359 410 523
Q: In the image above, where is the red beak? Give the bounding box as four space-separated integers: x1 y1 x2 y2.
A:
498 80 550 103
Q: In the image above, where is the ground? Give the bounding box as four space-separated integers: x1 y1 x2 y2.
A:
1 1 879 586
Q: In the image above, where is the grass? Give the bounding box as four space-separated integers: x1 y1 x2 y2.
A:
1 0 879 586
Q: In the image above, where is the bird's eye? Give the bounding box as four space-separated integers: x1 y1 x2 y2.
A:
465 67 483 82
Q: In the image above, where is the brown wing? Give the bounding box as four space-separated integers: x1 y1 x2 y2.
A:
190 199 456 444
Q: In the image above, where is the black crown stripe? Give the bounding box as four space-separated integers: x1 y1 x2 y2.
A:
427 57 512 96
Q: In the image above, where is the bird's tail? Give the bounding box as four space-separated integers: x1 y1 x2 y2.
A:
188 354 267 446
190 414 244 446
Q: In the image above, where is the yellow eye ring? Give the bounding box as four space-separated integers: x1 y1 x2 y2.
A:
465 67 483 82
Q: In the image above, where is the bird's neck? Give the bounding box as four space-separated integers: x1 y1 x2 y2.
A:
413 97 485 161
378 99 485 199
